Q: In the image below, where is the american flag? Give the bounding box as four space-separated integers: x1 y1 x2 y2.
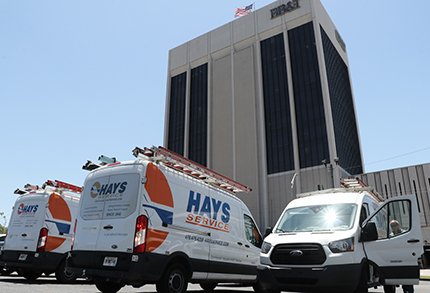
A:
235 3 254 18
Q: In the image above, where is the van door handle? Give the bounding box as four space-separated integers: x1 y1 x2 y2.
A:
245 244 250 248
237 242 243 246
21 233 27 237
407 239 420 243
103 225 113 230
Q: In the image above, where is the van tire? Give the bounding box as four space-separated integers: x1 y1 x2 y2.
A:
21 270 41 281
200 282 217 292
94 280 123 293
156 264 188 293
55 260 77 283
353 267 368 293
383 285 396 293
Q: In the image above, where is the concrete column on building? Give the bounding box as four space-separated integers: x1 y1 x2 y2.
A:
254 21 270 229
311 2 338 188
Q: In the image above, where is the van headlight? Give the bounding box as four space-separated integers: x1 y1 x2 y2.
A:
261 241 272 254
328 237 354 253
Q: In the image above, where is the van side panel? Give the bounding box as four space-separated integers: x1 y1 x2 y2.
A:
45 193 77 253
207 189 253 280
143 167 210 278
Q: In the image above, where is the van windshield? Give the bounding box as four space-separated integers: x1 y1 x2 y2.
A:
80 173 140 220
275 204 357 232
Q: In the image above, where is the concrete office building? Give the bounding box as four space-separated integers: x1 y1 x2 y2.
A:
164 0 363 227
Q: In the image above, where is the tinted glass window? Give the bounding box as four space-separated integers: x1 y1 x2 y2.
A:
288 22 329 168
189 63 208 166
168 72 187 155
321 27 363 175
365 199 411 240
260 33 294 174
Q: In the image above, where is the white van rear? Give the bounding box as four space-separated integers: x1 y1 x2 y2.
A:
0 180 81 282
68 146 263 293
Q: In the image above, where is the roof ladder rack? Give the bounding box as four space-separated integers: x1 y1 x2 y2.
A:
132 146 252 194
341 177 384 201
44 180 83 193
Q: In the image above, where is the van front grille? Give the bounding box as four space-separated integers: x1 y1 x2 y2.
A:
270 243 326 265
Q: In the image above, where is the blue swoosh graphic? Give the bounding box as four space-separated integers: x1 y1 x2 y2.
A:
142 204 173 225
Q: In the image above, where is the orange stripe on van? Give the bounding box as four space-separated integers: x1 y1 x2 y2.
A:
45 235 66 252
145 163 174 208
146 228 168 252
48 193 71 222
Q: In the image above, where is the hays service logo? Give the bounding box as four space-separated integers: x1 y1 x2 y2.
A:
17 203 39 215
90 182 101 198
186 190 231 232
89 181 128 199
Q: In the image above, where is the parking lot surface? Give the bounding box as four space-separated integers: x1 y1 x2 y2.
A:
1 274 429 293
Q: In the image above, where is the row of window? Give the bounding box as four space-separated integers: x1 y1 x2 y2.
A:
167 64 208 166
167 21 363 175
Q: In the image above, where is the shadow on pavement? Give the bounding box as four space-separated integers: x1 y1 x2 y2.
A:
0 274 92 285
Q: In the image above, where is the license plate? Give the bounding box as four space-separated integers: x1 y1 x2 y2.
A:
103 256 118 267
18 254 28 261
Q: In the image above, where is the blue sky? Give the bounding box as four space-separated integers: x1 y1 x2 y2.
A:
1 0 430 224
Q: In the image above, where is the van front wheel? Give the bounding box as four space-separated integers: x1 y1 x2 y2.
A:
200 282 217 292
353 267 368 293
55 260 77 283
156 264 188 293
383 285 396 293
94 280 124 293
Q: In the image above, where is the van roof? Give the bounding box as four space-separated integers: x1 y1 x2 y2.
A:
14 187 81 202
289 189 376 209
297 187 383 202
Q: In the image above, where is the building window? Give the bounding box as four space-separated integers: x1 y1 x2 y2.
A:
188 63 208 166
167 72 187 155
384 184 389 198
288 22 330 169
321 27 362 175
260 33 294 174
413 180 421 212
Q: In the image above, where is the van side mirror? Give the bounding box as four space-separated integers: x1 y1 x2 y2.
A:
361 222 378 242
264 227 273 238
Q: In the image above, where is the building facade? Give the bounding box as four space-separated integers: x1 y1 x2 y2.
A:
164 0 363 227
359 164 430 241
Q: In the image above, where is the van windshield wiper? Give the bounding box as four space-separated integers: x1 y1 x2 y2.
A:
275 228 296 234
311 229 334 233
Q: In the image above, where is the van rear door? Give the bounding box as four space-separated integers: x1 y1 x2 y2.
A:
5 194 47 252
361 195 423 285
78 167 141 253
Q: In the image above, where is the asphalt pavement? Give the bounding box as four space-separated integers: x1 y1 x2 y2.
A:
0 271 429 293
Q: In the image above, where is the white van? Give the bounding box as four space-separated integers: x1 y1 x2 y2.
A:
258 182 423 293
68 146 262 293
0 180 81 282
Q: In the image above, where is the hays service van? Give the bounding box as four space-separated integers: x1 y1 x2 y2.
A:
68 146 263 293
0 180 81 282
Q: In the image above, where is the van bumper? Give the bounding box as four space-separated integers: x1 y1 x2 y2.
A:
257 263 362 292
0 250 63 273
68 250 168 285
